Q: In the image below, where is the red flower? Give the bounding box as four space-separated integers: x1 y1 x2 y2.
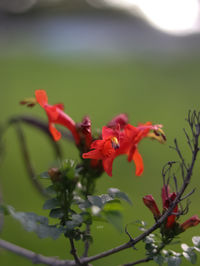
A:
82 121 166 177
161 185 178 228
143 185 178 228
82 126 120 176
143 185 199 231
35 90 80 144
180 215 200 231
143 195 161 219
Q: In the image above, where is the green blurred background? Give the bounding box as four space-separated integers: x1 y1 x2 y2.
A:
0 1 200 265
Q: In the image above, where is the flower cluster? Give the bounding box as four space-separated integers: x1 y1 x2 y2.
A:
21 89 166 177
143 185 200 234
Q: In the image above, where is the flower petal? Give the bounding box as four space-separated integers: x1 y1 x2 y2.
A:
82 150 102 160
103 157 114 177
49 123 61 141
45 105 59 121
133 149 144 176
53 103 64 111
35 90 48 107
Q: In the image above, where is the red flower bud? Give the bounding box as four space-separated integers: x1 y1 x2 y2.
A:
76 116 92 150
180 215 200 231
143 195 161 219
107 113 128 129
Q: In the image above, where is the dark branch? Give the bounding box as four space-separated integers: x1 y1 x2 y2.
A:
123 257 152 266
0 238 74 266
69 238 81 265
14 123 49 198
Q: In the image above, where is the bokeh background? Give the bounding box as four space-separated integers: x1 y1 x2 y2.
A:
1 0 200 265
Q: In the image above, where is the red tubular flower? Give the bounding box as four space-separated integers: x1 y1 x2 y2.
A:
119 122 166 176
143 195 161 219
180 215 200 231
82 126 120 176
162 185 178 228
35 90 80 144
83 120 166 177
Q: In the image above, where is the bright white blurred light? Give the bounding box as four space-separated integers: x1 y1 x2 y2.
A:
100 0 200 35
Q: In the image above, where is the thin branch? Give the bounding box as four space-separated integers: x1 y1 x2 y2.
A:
180 188 196 201
9 115 73 147
0 238 74 266
174 139 187 170
0 184 4 232
69 238 81 265
82 224 91 258
183 128 193 152
14 123 49 198
123 257 152 266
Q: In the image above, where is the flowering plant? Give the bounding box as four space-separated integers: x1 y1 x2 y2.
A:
0 90 200 266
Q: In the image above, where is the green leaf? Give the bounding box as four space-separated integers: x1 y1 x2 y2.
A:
104 210 123 232
7 206 62 240
80 212 92 225
49 208 64 219
36 224 62 240
103 201 123 212
38 171 50 179
43 198 60 210
45 185 56 195
100 194 113 204
182 251 197 264
192 236 200 247
167 256 181 266
87 196 103 208
108 188 132 205
153 254 165 266
181 244 190 252
72 214 83 225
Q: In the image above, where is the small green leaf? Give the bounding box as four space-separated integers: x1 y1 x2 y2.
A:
38 171 50 179
192 236 200 247
45 185 56 195
72 214 83 225
80 212 92 225
167 256 181 266
100 194 113 204
104 210 123 232
36 224 62 240
49 208 64 219
181 243 190 252
7 206 62 240
183 251 197 264
153 254 165 266
103 201 122 212
108 188 132 205
87 196 103 208
43 198 60 210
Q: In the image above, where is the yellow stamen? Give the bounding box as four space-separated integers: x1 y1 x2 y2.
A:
147 128 166 144
111 137 120 149
20 97 37 108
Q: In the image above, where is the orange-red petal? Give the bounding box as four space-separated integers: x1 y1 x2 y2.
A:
133 149 144 176
35 90 48 107
103 157 114 177
49 123 61 141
